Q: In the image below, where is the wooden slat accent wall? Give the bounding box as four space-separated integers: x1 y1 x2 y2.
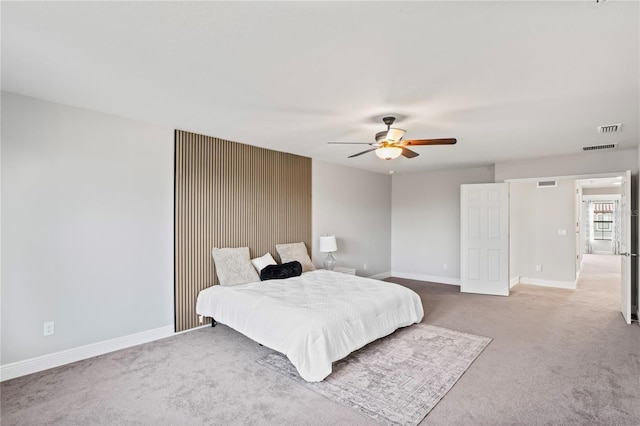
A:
174 130 312 331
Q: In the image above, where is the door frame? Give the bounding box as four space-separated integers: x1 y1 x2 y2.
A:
505 171 635 324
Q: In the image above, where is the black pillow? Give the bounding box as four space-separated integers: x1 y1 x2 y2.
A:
260 261 302 281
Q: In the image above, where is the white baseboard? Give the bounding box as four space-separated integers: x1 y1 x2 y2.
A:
367 271 392 280
518 277 576 290
390 271 460 286
510 276 520 288
0 325 174 382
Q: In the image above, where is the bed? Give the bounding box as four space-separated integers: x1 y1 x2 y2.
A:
196 269 424 382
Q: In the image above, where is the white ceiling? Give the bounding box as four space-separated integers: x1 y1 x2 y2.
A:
2 1 638 175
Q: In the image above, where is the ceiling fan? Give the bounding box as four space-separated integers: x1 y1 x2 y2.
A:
328 116 456 160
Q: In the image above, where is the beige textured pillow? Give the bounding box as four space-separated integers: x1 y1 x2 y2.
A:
211 247 260 286
276 242 315 273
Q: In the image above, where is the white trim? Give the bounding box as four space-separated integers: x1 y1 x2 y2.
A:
391 271 460 286
0 325 174 382
505 171 627 184
518 277 576 290
367 271 392 280
175 324 210 334
510 276 520 288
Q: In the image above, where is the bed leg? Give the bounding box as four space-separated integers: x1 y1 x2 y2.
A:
211 318 217 327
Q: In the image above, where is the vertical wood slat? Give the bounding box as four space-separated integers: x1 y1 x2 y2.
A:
174 130 312 332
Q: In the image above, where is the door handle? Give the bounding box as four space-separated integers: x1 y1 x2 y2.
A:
620 252 637 257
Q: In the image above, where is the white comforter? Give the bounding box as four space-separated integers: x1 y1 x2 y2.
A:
195 269 424 382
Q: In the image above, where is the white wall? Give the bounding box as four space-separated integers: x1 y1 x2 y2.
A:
510 180 577 287
391 166 495 284
495 149 638 182
312 160 391 278
1 92 174 366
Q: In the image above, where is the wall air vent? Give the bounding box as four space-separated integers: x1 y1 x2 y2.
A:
597 123 622 133
582 143 617 151
537 180 557 188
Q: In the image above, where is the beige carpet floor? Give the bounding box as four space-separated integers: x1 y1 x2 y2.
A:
2 254 639 425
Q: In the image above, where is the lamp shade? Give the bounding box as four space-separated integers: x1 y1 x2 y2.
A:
375 146 402 160
319 234 337 252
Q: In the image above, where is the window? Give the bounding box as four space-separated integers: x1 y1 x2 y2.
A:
593 203 613 241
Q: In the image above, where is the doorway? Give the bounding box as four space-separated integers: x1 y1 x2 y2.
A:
577 177 623 258
505 171 634 324
575 178 625 310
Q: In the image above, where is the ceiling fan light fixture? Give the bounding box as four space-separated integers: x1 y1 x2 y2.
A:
375 146 402 160
328 116 456 160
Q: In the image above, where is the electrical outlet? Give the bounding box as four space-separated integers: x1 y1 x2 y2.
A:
536 265 543 272
443 263 448 270
363 263 367 270
43 321 54 336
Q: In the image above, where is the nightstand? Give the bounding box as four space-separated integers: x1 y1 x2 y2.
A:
333 266 356 275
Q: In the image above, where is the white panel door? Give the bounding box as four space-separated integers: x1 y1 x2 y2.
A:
620 170 632 324
575 186 582 275
461 183 509 296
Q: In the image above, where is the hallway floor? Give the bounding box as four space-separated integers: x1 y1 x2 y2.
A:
577 254 621 312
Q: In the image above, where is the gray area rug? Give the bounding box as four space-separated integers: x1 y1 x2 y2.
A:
257 324 492 426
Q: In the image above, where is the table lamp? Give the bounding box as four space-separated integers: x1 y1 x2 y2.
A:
319 234 337 270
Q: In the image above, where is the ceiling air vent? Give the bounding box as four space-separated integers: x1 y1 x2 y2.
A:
537 180 557 188
583 143 617 152
597 123 622 133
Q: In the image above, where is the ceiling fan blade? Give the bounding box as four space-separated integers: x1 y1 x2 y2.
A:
348 148 377 158
328 142 374 145
401 147 420 158
405 138 457 146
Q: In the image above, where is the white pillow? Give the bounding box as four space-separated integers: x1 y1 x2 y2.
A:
276 242 315 273
211 247 260 286
251 252 277 273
